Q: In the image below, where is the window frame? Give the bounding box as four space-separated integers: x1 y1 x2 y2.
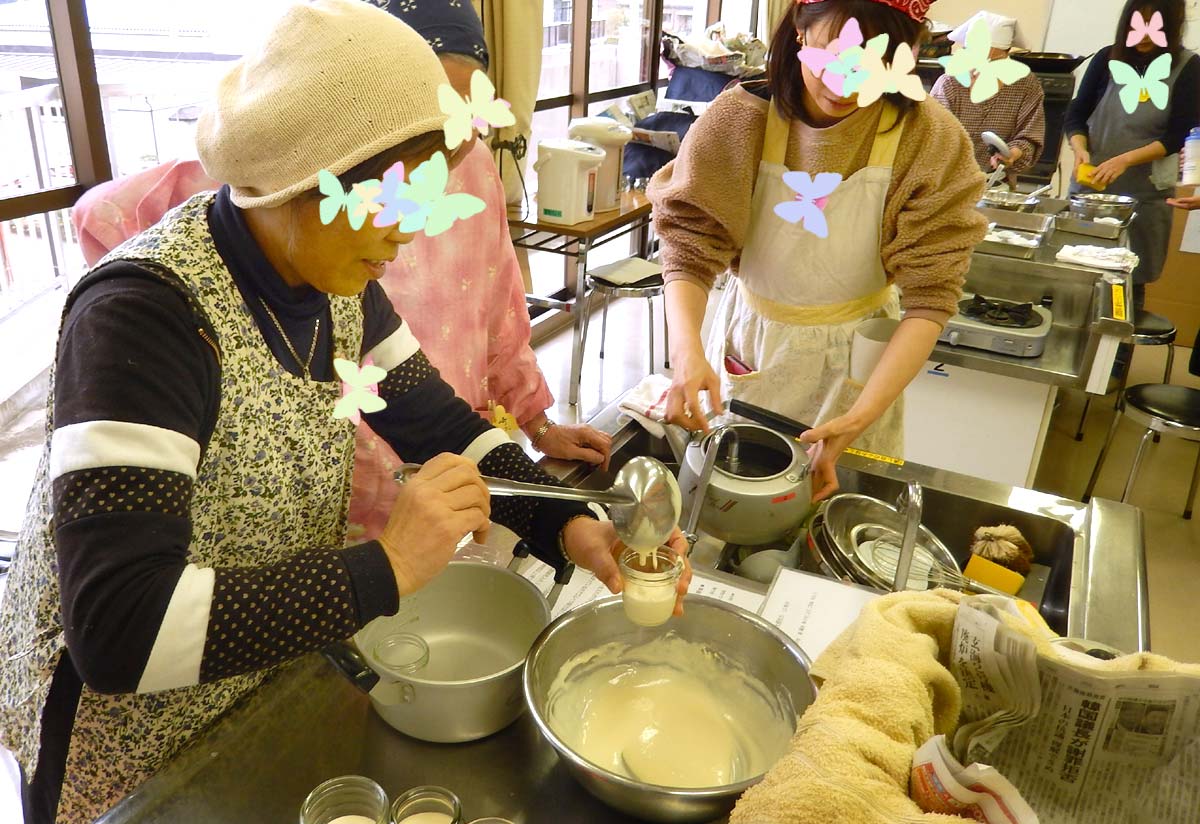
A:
0 0 111 222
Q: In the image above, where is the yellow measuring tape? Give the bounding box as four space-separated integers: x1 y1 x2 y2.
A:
845 447 905 467
1111 283 1127 322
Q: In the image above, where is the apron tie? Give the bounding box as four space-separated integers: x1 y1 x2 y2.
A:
736 280 894 326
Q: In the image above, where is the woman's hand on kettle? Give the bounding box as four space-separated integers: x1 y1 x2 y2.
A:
665 345 722 432
535 421 613 471
379 453 491 597
1090 155 1130 187
562 520 693 616
799 413 869 503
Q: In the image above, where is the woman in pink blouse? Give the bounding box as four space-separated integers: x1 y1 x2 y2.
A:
71 8 612 542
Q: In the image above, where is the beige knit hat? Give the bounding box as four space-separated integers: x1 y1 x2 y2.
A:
196 0 449 209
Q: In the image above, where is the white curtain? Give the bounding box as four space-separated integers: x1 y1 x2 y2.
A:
760 0 791 40
473 0 543 207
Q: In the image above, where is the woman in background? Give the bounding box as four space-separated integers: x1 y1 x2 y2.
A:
1066 0 1200 311
647 0 985 500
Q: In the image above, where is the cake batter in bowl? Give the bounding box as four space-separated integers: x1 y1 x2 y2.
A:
523 596 817 822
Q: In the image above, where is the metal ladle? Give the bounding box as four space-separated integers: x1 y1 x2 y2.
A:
395 455 682 549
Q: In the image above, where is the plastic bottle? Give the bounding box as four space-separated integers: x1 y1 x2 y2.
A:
1181 126 1200 186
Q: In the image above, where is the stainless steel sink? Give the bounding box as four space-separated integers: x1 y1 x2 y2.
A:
542 401 1149 653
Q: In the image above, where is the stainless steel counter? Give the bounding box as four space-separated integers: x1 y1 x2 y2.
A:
934 210 1135 390
98 396 1149 824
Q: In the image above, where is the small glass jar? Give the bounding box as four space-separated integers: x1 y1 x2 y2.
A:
619 546 684 628
299 775 390 824
390 785 463 824
467 819 515 824
374 632 430 676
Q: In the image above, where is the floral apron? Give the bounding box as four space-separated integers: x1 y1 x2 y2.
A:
0 193 362 823
710 102 907 457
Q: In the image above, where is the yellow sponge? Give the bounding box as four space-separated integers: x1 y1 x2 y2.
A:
964 554 1025 596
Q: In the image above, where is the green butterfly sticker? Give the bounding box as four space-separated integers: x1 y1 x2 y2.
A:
938 17 1031 104
387 152 486 237
1109 53 1172 114
318 170 383 230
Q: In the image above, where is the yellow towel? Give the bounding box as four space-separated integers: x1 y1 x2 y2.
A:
732 590 1200 824
732 589 968 824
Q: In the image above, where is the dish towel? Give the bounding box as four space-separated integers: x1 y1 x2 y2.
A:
731 589 969 824
1056 244 1140 272
618 374 673 438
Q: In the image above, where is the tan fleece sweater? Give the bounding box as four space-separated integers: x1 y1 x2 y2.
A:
647 85 988 324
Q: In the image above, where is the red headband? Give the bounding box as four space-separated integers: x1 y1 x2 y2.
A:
795 0 932 23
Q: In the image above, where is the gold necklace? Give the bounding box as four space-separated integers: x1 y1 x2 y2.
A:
259 298 321 381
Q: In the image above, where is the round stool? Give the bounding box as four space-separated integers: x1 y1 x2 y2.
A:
1074 309 1177 441
1082 384 1200 519
584 272 669 373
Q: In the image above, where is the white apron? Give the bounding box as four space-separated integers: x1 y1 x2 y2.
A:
708 101 906 457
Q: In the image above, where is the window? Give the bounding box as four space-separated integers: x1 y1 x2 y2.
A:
0 206 81 317
588 0 651 93
541 0 572 98
663 0 712 38
83 0 295 178
0 1 75 198
720 0 755 36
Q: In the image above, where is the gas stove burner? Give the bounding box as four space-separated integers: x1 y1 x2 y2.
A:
960 295 1039 329
939 293 1053 358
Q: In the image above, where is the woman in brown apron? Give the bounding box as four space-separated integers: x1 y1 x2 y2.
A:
0 4 687 822
648 0 987 499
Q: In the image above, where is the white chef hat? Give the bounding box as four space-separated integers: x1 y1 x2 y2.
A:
949 11 1018 51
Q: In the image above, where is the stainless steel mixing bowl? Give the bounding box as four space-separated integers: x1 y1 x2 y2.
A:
1068 193 1137 222
523 596 817 822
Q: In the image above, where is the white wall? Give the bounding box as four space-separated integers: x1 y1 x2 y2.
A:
928 0 1054 50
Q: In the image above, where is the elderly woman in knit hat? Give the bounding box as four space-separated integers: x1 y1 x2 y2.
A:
0 4 688 823
931 11 1046 186
68 1 615 550
648 0 986 500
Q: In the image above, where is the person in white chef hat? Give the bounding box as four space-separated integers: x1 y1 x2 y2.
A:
932 10 1046 185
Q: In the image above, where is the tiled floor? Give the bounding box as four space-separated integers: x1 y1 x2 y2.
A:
2 290 1199 822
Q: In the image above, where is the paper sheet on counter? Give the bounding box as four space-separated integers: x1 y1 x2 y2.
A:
518 558 764 620
1181 209 1200 254
758 567 880 661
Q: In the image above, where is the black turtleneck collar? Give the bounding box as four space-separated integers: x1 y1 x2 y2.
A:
207 185 328 321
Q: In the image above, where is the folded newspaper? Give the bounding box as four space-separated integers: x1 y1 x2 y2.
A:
941 596 1200 823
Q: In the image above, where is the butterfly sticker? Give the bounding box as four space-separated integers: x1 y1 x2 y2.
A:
439 69 516 150
1109 53 1172 114
373 161 421 229
1127 10 1168 48
374 151 485 237
856 39 926 107
333 356 386 425
775 172 843 238
798 17 864 97
318 171 384 230
937 17 1031 104
832 34 889 98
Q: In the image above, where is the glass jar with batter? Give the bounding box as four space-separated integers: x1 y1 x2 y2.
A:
619 546 683 627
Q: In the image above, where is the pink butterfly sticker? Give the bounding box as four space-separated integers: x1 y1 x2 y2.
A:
798 17 864 97
775 172 843 238
1127 10 1167 48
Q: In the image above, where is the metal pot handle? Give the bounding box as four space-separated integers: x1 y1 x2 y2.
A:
507 540 574 609
321 640 380 694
